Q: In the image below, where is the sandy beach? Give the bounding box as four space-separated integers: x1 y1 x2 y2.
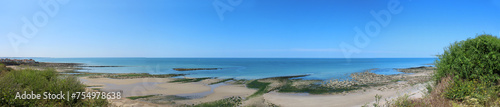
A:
80 77 213 97
70 66 434 107
79 77 257 106
3 62 435 107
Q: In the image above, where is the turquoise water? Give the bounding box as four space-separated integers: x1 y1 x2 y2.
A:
31 58 435 80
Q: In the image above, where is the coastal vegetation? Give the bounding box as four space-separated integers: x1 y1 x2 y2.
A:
127 95 156 100
434 34 500 106
170 77 213 83
0 64 108 106
193 96 242 107
0 63 12 74
278 81 360 94
381 34 500 106
246 80 272 98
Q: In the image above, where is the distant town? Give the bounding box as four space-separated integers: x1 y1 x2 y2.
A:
0 58 37 65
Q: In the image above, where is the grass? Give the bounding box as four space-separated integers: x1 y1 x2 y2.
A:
0 63 12 74
391 79 402 82
193 96 242 107
246 80 271 98
388 94 421 107
209 78 234 85
0 67 108 106
170 77 212 83
278 81 360 94
127 95 156 100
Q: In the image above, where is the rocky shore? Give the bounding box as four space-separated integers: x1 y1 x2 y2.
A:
396 66 435 73
334 66 435 91
264 66 436 107
173 68 222 71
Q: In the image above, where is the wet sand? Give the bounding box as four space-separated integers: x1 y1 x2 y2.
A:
262 71 431 107
79 77 257 106
79 77 212 97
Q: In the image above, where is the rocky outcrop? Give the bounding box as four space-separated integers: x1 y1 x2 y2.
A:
397 66 435 73
350 71 395 85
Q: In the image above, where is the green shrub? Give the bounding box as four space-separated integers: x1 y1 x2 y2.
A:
0 63 12 74
434 34 500 83
0 69 108 106
193 96 242 107
434 34 500 104
445 79 499 105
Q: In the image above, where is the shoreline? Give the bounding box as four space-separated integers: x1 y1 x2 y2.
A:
263 68 433 107
5 61 435 106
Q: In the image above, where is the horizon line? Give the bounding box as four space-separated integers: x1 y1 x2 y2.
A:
1 56 438 59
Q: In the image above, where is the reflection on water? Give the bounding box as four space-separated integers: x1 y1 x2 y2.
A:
175 82 228 99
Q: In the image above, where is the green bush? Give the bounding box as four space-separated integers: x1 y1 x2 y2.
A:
434 34 500 83
0 63 12 74
445 79 499 105
434 34 500 103
0 69 108 106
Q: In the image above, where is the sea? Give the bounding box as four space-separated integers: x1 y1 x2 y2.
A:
29 58 436 80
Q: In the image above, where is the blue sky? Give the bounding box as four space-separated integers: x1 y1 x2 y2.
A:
1 0 499 58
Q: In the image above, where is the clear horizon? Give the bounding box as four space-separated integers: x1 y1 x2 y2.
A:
1 0 499 58
2 57 438 58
